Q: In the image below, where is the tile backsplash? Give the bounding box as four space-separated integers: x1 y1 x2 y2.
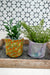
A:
0 0 50 31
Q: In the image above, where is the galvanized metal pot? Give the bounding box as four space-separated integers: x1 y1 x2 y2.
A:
28 40 47 58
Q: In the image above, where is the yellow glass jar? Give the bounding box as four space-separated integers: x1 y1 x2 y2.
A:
5 39 24 57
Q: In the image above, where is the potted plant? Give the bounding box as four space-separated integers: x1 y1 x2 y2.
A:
4 19 24 57
21 19 50 58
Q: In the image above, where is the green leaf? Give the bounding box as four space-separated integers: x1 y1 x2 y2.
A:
12 34 16 37
11 26 18 34
16 21 21 28
3 22 8 24
4 25 9 30
16 33 20 39
21 19 50 43
40 19 44 26
3 20 21 39
7 33 12 38
10 19 13 25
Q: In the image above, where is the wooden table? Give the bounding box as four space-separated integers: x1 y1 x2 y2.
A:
0 40 50 69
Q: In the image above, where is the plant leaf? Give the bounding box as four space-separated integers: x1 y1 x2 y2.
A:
3 22 8 24
40 19 44 26
21 19 50 43
4 25 9 30
10 19 13 25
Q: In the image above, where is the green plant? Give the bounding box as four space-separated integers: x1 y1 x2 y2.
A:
21 19 50 43
4 19 21 39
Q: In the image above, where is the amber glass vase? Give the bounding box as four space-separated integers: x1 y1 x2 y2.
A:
5 39 24 57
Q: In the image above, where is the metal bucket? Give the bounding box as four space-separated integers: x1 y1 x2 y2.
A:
28 40 47 58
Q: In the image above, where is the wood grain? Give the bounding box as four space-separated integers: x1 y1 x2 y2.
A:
0 59 50 68
47 42 50 50
24 40 29 44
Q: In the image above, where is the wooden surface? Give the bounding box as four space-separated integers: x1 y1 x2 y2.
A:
0 59 50 68
47 42 50 50
24 40 29 44
0 39 50 68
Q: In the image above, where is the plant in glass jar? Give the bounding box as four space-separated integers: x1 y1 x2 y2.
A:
4 19 24 57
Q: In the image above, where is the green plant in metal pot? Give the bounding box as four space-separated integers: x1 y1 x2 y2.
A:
21 19 50 58
3 19 24 58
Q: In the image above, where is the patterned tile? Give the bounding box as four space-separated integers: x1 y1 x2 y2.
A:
0 0 50 30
